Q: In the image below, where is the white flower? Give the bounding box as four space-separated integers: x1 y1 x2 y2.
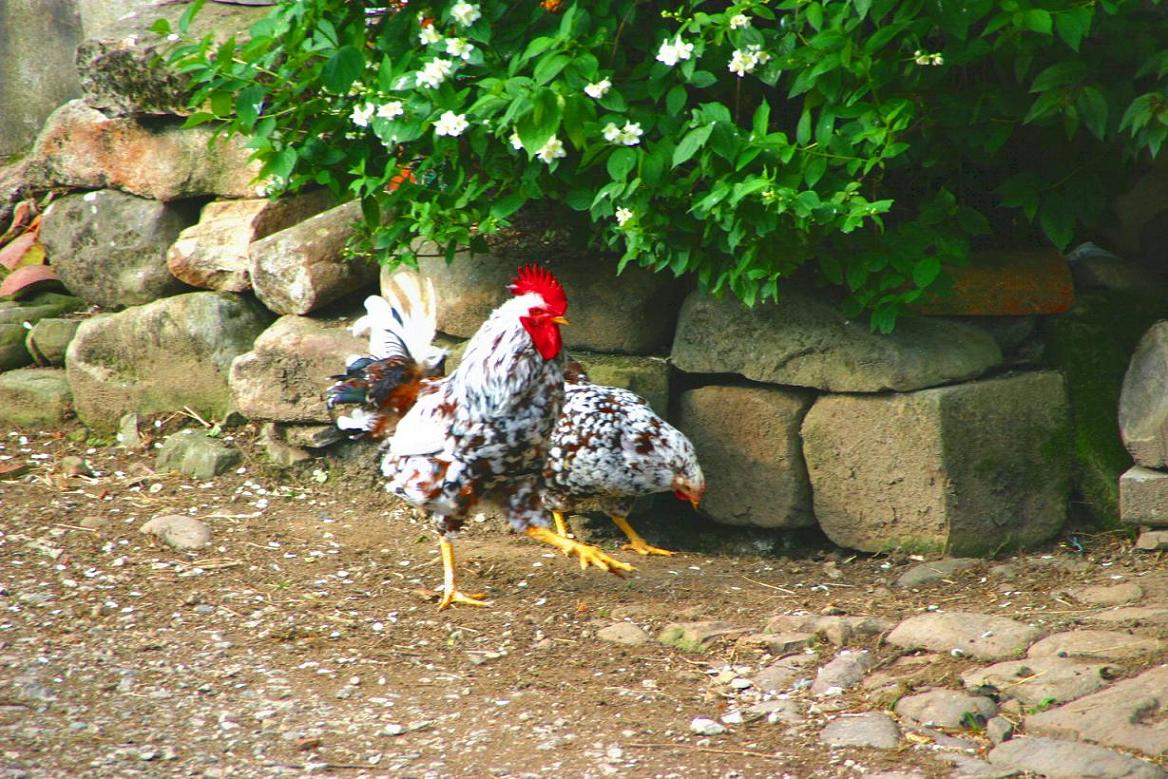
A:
615 207 634 226
418 25 442 45
434 110 469 137
617 122 643 146
729 13 751 29
728 49 757 77
445 37 475 61
602 122 622 142
749 44 772 65
536 135 567 163
584 79 612 99
450 1 482 27
416 58 454 89
914 49 944 66
509 130 524 150
377 101 404 120
656 37 694 67
350 102 375 127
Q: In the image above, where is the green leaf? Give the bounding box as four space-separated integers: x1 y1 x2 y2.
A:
490 192 526 221
666 85 687 117
1078 86 1109 140
751 102 771 140
796 108 813 145
688 70 717 88
322 45 364 94
178 0 206 34
1054 6 1093 51
672 123 714 168
210 91 233 118
236 85 264 129
1020 9 1053 35
804 156 827 187
1030 61 1086 93
270 147 297 179
533 53 571 85
607 147 637 180
912 255 941 288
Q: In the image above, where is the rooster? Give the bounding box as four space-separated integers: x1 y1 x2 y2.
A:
543 360 705 556
333 265 633 609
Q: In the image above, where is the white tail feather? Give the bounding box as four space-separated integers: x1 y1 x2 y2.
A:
381 269 442 368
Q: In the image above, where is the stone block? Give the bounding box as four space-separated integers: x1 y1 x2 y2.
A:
802 371 1070 555
677 385 815 529
27 100 261 201
167 192 337 293
1119 466 1168 527
229 315 366 424
66 292 273 432
671 287 1002 392
415 245 685 355
1120 322 1168 467
0 368 72 427
41 189 196 308
250 200 378 315
572 352 669 417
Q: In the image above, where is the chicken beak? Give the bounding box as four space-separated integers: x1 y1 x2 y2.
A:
689 496 702 511
552 315 571 326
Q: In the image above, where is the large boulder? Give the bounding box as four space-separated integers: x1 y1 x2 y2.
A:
229 315 366 424
677 385 816 529
0 367 72 427
1119 466 1168 527
249 200 378 315
1119 321 1168 468
415 247 685 355
0 0 82 159
671 288 1003 392
802 371 1071 555
27 100 261 201
66 292 273 431
1042 290 1168 525
40 189 196 308
168 193 336 293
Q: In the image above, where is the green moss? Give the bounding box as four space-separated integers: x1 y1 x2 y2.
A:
1041 290 1168 527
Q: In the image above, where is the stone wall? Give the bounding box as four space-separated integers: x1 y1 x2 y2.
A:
4 2 1167 556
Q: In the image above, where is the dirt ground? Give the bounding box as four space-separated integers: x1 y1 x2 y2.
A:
2 420 1165 778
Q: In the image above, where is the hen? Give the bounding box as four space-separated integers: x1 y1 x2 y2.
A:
544 361 706 556
332 265 632 609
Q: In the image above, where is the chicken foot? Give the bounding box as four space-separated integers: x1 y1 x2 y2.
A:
526 526 635 576
437 537 490 610
609 514 675 557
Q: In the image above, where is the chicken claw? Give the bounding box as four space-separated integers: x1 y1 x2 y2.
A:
526 527 635 576
610 515 675 557
552 510 573 541
436 538 491 610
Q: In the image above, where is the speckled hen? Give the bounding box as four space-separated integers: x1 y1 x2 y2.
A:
543 361 706 556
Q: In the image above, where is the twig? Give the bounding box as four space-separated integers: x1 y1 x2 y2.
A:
181 406 212 428
741 575 796 595
54 523 97 533
628 742 785 760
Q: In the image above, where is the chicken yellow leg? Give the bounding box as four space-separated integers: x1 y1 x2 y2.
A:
610 514 675 557
552 510 572 539
526 526 635 576
437 537 490 610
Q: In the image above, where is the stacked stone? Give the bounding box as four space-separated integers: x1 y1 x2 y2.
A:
0 2 377 475
670 286 1072 556
1118 324 1168 548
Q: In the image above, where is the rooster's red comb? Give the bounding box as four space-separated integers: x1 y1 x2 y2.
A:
508 264 567 314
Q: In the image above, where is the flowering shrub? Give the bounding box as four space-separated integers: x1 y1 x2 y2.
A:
163 0 1168 330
